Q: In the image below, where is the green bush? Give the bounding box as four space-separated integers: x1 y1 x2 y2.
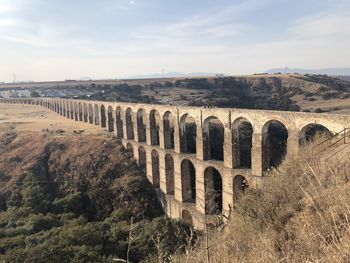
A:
26 213 61 233
52 192 84 215
21 172 52 213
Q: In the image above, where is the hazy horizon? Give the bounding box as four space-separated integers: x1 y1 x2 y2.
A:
1 0 350 82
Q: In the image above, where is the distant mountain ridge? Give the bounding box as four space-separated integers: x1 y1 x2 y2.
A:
128 72 219 79
266 67 350 76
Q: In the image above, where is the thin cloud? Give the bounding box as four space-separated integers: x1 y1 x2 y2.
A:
130 1 264 41
162 0 269 38
0 0 349 82
0 19 14 27
0 1 11 13
291 13 350 38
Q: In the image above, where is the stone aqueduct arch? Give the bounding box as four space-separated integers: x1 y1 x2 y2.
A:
1 98 350 229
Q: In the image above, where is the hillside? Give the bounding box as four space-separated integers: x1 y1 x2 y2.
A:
1 74 350 114
0 131 196 262
0 103 199 262
265 67 350 76
174 138 350 262
0 132 162 218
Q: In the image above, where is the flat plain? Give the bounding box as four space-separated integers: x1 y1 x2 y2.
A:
0 103 103 135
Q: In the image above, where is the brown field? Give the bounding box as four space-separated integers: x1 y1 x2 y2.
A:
0 103 104 135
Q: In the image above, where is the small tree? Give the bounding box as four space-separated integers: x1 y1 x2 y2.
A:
30 91 40 98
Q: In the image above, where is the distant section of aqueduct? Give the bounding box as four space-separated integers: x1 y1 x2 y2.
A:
1 98 350 228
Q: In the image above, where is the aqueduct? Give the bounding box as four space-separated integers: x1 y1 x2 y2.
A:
1 98 349 228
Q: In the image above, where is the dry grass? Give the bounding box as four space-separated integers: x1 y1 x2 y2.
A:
0 103 103 134
174 140 350 263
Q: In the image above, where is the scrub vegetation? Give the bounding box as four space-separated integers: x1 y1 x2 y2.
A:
174 139 350 263
0 132 194 262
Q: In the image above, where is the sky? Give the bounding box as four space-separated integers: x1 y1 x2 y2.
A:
0 0 349 82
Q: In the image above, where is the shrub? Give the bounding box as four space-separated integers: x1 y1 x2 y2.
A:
26 213 61 233
314 108 325 113
52 192 84 215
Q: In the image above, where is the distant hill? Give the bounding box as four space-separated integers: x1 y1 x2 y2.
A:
2 74 350 114
129 71 219 79
337 76 350 82
266 67 350 76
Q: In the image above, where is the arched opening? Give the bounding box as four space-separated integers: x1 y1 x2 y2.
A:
150 110 160 146
61 102 65 116
180 114 197 154
182 210 193 225
126 143 134 158
116 107 124 139
74 103 78 121
299 124 331 146
204 167 222 215
262 120 288 171
66 103 70 118
100 105 107 128
137 109 146 143
138 146 146 172
83 104 88 122
71 103 74 119
58 102 62 114
94 104 100 125
203 117 224 161
151 150 160 188
66 102 70 118
88 104 94 124
181 159 196 203
232 118 253 168
125 108 134 140
70 103 74 119
165 154 174 195
78 103 83 121
107 106 114 132
69 102 73 119
163 111 175 149
233 175 249 201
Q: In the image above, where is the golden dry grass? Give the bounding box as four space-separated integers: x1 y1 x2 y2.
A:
0 102 107 193
0 103 104 135
174 140 350 263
